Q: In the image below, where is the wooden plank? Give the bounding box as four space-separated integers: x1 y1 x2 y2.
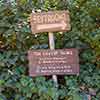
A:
28 49 79 76
30 10 71 33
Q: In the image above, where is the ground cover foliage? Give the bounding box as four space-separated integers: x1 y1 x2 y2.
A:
0 0 100 100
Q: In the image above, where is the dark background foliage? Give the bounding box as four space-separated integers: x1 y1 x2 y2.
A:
0 0 100 100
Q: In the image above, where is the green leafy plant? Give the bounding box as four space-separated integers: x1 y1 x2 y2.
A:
0 0 100 100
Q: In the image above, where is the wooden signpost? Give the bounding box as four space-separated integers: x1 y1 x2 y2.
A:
28 49 79 76
30 10 71 33
48 32 58 86
28 10 79 88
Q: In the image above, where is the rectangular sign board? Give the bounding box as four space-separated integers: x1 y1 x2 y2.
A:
28 49 79 76
30 10 71 33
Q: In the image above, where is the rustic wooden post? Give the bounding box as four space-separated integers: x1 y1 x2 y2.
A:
87 95 91 100
48 32 58 87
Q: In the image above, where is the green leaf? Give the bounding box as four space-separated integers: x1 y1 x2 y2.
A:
72 93 83 100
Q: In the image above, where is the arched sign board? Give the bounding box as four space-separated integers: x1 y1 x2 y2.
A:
30 10 71 33
28 49 79 76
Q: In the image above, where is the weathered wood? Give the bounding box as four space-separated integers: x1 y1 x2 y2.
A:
30 11 71 33
48 32 58 87
28 49 79 76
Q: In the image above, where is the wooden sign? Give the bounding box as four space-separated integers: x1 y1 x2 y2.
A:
30 10 71 33
28 49 79 76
